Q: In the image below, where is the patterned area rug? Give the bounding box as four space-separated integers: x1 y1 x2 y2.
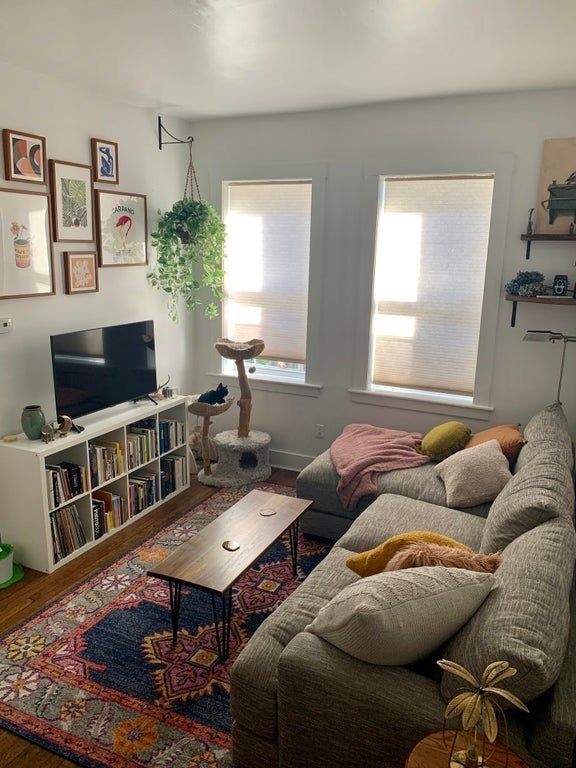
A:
0 483 329 767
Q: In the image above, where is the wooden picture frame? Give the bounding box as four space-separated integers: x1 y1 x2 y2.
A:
91 138 119 184
95 190 148 267
2 128 47 185
0 187 54 299
49 160 94 243
63 252 99 294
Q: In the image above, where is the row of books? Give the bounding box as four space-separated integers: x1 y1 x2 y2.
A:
127 419 157 469
46 461 89 510
50 504 87 563
92 490 128 539
160 455 187 497
159 419 186 454
129 469 158 516
89 440 124 488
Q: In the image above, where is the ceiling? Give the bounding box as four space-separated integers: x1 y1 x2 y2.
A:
2 0 576 119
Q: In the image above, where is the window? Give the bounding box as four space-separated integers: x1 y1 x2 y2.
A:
370 175 494 398
222 180 312 380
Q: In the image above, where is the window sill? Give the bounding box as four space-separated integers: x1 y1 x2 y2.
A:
208 372 323 398
348 387 493 421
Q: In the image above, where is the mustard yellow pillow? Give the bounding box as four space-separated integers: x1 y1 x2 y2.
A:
419 421 471 461
346 531 473 577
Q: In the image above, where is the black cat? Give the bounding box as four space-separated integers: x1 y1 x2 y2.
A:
198 382 229 405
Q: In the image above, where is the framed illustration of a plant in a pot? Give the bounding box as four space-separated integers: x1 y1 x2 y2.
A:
0 188 54 299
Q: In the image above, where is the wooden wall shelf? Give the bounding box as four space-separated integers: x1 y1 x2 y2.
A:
505 294 576 327
521 233 576 259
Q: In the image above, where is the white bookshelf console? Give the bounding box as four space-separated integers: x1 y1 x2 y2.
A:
0 396 189 574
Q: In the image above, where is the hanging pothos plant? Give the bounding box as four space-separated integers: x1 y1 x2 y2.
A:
148 143 226 321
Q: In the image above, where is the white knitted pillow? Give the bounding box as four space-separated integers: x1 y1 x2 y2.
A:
306 567 494 665
435 439 512 508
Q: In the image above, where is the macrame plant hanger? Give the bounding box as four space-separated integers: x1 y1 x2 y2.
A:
183 140 202 202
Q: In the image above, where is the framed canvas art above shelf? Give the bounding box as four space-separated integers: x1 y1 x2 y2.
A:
91 138 119 184
2 128 47 185
95 190 148 267
0 188 54 299
49 160 94 243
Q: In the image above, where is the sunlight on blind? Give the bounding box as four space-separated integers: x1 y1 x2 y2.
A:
224 181 312 363
371 175 494 396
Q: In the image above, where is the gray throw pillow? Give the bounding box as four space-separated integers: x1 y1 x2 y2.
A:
480 445 575 553
442 518 576 706
434 440 511 509
306 566 494 666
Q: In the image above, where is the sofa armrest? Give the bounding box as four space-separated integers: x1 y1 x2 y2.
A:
277 631 446 768
528 588 576 768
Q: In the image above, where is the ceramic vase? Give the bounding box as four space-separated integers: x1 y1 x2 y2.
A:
21 405 45 440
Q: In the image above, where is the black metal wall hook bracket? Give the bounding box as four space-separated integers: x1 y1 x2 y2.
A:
158 116 194 150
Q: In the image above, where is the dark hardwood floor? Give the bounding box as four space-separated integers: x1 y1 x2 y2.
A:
0 469 297 768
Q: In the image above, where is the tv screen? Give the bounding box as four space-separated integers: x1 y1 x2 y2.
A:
50 320 157 420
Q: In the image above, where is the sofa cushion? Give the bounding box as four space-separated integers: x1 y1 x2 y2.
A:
230 545 358 740
337 495 487 554
346 531 472 577
514 402 573 474
306 567 494 665
435 440 512 509
480 445 575 553
465 424 526 465
442 517 576 706
419 421 471 462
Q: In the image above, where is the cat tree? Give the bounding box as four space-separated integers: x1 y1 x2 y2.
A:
198 338 272 487
188 396 234 476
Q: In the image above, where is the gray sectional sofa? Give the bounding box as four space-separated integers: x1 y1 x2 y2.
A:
231 404 576 768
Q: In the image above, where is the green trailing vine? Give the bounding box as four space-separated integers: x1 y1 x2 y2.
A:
147 143 226 321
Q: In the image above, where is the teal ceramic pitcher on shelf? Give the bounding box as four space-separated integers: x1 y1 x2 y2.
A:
21 405 45 440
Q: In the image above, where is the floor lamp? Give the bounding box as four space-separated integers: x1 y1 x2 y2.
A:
523 330 576 403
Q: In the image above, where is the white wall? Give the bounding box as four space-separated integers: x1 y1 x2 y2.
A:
0 62 190 436
188 88 576 467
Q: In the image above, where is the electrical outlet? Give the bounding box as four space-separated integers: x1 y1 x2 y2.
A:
314 424 325 439
0 318 12 334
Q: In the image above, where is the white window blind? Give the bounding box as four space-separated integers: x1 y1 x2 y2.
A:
371 175 494 396
224 181 312 364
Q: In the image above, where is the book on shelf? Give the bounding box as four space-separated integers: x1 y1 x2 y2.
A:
45 461 89 510
93 489 128 531
127 418 157 469
91 498 106 540
159 419 186 454
50 504 88 563
160 454 186 497
129 469 158 516
89 440 124 487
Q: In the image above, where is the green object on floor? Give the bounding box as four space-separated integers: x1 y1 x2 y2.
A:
0 562 24 589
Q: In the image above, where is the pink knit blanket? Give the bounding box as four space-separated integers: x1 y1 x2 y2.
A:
330 424 430 510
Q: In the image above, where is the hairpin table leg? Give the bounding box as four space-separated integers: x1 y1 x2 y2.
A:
288 521 300 577
169 580 182 645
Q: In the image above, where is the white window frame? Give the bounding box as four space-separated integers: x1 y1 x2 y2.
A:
207 162 327 397
349 152 514 421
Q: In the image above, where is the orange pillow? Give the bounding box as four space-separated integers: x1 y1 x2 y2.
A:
346 531 473 577
465 424 525 464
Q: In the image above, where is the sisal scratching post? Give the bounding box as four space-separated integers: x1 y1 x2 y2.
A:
188 398 234 483
202 338 271 487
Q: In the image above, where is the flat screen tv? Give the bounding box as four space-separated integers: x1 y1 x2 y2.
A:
50 320 157 420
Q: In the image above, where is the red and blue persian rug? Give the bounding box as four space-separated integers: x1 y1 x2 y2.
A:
0 483 329 767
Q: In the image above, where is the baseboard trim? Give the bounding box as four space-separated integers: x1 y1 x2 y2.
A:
270 449 316 472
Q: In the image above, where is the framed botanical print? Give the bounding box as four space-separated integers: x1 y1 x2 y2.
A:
91 138 119 184
49 160 94 242
95 190 147 267
3 129 47 185
0 188 54 299
63 252 99 294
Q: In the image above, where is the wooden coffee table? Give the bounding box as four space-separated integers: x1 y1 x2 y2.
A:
406 730 529 768
147 489 313 660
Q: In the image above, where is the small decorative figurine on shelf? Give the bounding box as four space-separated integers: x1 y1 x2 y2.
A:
57 415 72 438
552 274 569 296
526 207 535 235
